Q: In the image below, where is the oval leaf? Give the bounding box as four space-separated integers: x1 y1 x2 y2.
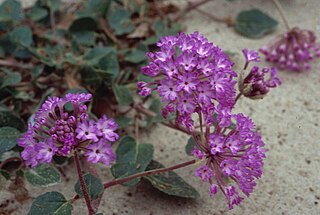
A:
144 160 200 198
9 26 33 46
0 126 20 154
25 164 61 187
28 191 73 215
0 111 26 131
111 136 153 186
74 173 103 200
112 84 133 106
235 9 278 38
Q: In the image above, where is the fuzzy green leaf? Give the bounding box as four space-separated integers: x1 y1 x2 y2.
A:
28 191 73 215
108 8 133 35
9 26 33 46
144 160 200 198
0 126 20 154
25 164 61 187
235 9 278 38
0 68 21 89
0 0 23 23
112 84 133 106
0 111 26 131
111 136 153 186
74 173 103 199
124 49 147 64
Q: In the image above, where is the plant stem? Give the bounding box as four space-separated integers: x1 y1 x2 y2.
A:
235 93 243 104
74 151 95 215
103 159 196 189
173 0 211 21
272 0 290 31
134 104 191 135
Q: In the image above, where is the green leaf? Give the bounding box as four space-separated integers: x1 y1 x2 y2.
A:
69 17 97 33
144 160 200 198
74 173 103 199
235 9 278 38
9 26 33 47
112 84 133 106
28 191 73 215
84 47 116 65
115 116 133 129
0 69 21 89
0 111 26 131
0 0 23 23
111 136 153 186
72 31 96 46
0 126 20 154
40 0 61 12
27 7 48 21
124 49 147 64
108 8 133 35
25 164 61 187
87 0 111 16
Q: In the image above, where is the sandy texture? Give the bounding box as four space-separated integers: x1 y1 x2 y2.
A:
1 0 320 214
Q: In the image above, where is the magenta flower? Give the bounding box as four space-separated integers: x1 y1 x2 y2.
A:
242 48 260 65
192 113 266 209
84 141 115 166
260 27 320 71
240 65 281 99
138 32 237 131
18 93 119 167
137 32 271 209
76 120 99 142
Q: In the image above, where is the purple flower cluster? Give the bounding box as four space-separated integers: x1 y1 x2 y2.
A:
137 32 276 209
193 113 265 209
260 27 320 71
18 93 118 167
241 49 281 99
138 32 237 131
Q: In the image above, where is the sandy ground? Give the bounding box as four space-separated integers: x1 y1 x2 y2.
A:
1 0 320 214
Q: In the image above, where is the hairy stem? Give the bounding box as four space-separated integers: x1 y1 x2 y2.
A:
272 0 290 31
74 151 95 215
103 159 196 189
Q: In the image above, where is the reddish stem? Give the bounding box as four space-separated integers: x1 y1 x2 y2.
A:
104 159 196 189
74 151 95 215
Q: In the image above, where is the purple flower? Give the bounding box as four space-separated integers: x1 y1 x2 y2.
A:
209 184 219 198
76 120 99 142
96 116 119 142
240 66 281 99
84 141 116 166
137 32 237 130
242 48 260 65
192 113 265 209
195 165 213 182
35 138 58 163
260 27 320 71
225 186 244 209
18 93 119 167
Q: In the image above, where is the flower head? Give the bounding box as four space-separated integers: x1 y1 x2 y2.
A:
138 32 268 209
239 65 281 99
260 27 320 71
18 93 118 167
191 113 266 209
138 32 237 130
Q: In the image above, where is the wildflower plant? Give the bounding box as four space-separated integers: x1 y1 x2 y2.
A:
0 0 285 214
138 32 281 209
